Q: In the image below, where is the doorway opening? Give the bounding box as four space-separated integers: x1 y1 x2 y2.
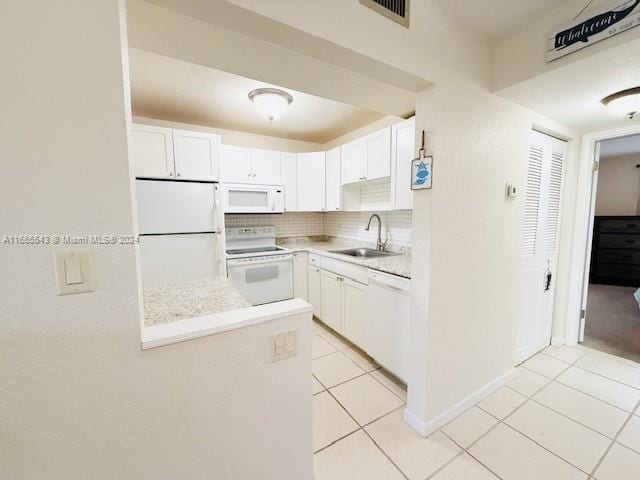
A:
582 134 640 362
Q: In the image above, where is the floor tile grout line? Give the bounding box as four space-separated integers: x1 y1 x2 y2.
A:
587 398 639 477
525 394 627 440
476 390 598 476
476 373 640 478
318 389 410 479
570 362 640 390
552 377 640 412
367 369 408 402
360 427 411 480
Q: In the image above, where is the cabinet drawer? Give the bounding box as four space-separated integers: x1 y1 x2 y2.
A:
597 250 640 265
599 234 640 249
595 263 640 280
600 219 640 233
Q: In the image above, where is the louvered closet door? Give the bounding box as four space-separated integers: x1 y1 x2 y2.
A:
516 130 567 364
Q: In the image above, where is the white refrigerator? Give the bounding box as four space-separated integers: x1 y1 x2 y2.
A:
135 180 224 286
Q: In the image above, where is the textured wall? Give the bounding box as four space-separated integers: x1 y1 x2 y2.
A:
0 2 312 478
595 154 640 216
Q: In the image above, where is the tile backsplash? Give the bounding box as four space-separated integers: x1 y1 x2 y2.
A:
225 213 324 238
225 210 412 248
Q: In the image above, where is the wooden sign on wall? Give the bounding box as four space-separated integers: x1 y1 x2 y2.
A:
547 0 640 62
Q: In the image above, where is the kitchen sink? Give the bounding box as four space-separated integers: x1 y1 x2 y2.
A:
331 248 398 258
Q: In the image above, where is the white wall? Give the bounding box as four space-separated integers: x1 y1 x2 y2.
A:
0 2 312 478
595 154 640 216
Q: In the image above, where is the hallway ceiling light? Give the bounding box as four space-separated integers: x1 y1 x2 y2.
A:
248 88 293 122
602 87 640 119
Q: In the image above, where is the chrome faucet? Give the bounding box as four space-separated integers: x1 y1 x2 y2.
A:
365 214 387 252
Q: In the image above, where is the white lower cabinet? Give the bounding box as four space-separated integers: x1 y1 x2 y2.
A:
293 252 308 301
320 270 343 332
342 278 367 347
308 265 322 318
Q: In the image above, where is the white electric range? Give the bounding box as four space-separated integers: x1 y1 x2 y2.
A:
225 226 293 306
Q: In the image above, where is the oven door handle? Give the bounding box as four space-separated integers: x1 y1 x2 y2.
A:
227 255 292 267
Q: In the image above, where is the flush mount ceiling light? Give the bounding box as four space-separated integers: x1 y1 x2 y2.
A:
602 87 640 120
248 88 293 122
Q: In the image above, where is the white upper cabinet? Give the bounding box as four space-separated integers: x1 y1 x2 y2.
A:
220 145 252 183
365 127 391 181
131 124 174 179
281 153 298 212
131 124 220 181
250 148 282 184
341 139 366 185
325 147 341 211
391 118 415 210
172 129 219 181
340 127 391 185
219 145 282 185
297 152 326 212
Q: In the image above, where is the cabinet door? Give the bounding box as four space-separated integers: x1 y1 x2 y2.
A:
220 145 252 183
172 129 219 181
293 252 308 301
320 270 343 332
365 127 391 181
251 149 282 184
131 124 175 179
308 265 322 318
343 278 367 348
297 152 326 212
392 118 415 210
281 153 298 212
341 139 365 185
325 147 341 211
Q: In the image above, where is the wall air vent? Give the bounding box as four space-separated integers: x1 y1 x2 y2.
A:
360 0 410 28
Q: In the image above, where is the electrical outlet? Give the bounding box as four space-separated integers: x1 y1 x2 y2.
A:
271 329 299 362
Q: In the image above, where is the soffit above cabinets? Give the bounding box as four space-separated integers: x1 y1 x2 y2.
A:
129 48 387 144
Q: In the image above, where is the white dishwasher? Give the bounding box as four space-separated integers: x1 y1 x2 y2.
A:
366 270 411 383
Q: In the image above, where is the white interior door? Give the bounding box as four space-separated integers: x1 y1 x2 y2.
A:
579 143 601 342
516 130 567 364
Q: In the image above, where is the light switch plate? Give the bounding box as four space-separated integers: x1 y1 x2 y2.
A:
53 250 96 295
271 329 299 362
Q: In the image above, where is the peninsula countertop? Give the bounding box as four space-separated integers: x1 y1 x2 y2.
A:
281 240 412 279
143 276 251 327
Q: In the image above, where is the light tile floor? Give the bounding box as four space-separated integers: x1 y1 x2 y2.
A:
312 319 640 479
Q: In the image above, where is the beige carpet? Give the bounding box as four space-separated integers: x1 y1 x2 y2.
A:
583 284 640 363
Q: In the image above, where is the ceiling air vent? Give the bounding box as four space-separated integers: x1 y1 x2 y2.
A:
360 0 410 28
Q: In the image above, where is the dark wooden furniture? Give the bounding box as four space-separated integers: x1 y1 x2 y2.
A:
590 216 640 287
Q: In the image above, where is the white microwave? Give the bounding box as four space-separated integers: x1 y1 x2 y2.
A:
222 183 285 214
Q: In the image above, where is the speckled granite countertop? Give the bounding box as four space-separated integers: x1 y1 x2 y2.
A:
280 240 412 279
143 276 250 327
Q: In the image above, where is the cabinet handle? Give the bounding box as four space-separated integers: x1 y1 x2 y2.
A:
169 172 174 177
176 172 181 177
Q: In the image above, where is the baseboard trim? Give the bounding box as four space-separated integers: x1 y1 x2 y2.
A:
551 337 565 346
403 367 516 438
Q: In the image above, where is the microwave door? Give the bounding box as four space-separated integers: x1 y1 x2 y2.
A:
224 184 274 214
136 180 220 234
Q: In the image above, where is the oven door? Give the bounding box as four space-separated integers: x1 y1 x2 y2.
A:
222 183 277 214
227 255 293 306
